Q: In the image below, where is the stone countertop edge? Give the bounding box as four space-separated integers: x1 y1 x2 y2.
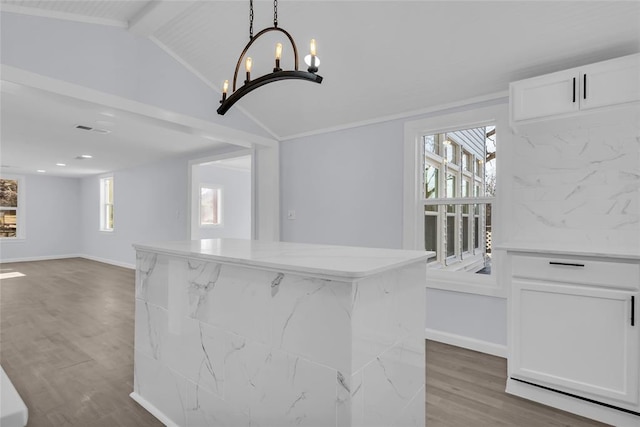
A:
133 239 433 280
494 243 640 261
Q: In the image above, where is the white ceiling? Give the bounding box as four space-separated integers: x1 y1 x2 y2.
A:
0 81 231 176
1 1 639 174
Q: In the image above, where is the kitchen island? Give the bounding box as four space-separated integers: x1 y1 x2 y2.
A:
131 239 430 427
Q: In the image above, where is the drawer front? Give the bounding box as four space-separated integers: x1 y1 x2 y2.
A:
512 254 639 290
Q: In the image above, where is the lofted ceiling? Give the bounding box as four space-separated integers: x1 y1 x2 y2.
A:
1 1 639 174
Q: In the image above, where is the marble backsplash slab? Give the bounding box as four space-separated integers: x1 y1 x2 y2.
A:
510 119 640 253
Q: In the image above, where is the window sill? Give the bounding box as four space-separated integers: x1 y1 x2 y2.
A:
0 237 26 243
426 268 506 298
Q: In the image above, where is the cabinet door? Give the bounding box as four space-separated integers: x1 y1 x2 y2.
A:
511 69 579 121
511 280 639 407
580 54 640 110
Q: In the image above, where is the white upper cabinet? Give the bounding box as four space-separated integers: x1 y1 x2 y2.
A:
580 55 640 110
510 54 640 124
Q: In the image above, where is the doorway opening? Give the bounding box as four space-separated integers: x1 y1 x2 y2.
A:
189 151 253 240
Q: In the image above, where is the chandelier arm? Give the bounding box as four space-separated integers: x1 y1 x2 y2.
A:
219 71 323 115
231 26 300 91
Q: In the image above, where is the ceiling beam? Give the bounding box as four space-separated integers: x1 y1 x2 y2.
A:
128 0 194 38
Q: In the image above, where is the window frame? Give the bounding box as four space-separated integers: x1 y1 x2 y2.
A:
99 176 114 232
198 184 223 228
403 102 507 297
0 174 25 240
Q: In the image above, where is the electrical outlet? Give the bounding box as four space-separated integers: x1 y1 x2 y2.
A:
287 210 296 220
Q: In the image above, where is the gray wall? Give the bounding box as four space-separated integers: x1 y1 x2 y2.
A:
0 174 81 260
281 120 404 248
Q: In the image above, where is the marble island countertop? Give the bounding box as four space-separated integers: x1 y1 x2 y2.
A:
133 238 433 279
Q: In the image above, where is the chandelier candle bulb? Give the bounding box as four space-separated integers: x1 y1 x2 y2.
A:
305 38 319 73
222 80 229 102
310 39 317 56
245 57 252 83
274 43 283 72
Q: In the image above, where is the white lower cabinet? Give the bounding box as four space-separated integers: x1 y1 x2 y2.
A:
512 280 638 406
508 252 640 418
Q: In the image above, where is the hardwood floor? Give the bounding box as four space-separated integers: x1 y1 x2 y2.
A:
1 258 610 426
0 258 162 427
426 341 610 427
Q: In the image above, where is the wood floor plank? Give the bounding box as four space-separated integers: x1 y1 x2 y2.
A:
1 258 163 427
1 258 614 426
426 340 611 427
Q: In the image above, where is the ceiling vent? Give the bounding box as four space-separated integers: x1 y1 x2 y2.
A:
74 124 111 134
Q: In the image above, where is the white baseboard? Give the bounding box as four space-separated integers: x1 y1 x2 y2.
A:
129 392 178 427
79 254 135 270
0 254 81 263
425 328 507 358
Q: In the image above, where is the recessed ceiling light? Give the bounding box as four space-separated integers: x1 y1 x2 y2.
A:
37 169 46 173
56 163 66 167
77 154 93 159
100 112 115 118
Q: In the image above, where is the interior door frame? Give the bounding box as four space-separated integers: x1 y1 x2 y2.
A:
188 149 256 240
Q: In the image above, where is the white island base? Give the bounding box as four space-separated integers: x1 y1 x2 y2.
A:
131 239 429 427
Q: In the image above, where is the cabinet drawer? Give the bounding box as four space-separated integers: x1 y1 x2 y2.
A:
512 254 639 290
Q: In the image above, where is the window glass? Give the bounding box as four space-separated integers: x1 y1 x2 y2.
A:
462 213 470 253
100 177 114 231
200 186 222 226
419 125 496 274
424 164 439 199
424 135 439 155
424 209 438 257
444 140 458 164
462 151 471 172
446 173 456 198
1 179 19 238
446 207 455 258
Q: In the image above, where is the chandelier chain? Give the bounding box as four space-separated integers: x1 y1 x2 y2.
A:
273 0 278 27
249 0 254 39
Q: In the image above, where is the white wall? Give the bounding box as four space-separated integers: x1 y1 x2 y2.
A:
280 101 509 351
0 174 82 261
192 161 252 239
80 155 189 268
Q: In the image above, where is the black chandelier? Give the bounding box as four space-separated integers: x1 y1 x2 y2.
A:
217 0 323 115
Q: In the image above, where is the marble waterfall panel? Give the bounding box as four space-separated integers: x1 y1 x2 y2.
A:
134 251 425 427
351 261 426 426
511 120 640 252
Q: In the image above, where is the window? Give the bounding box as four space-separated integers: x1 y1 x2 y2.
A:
419 125 496 273
200 185 222 226
403 102 506 296
100 176 114 231
0 178 19 238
